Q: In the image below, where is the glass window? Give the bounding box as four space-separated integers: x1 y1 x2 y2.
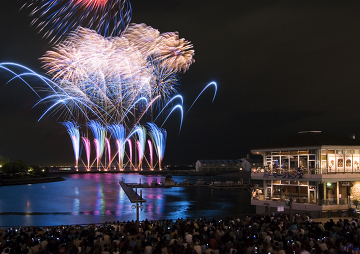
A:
299 156 308 168
281 180 289 184
309 155 316 160
345 150 352 154
299 150 308 155
337 150 343 154
309 161 316 171
290 156 298 170
290 181 298 185
321 155 326 160
338 158 344 168
346 159 352 167
273 156 280 168
281 157 289 169
354 153 360 171
328 153 336 171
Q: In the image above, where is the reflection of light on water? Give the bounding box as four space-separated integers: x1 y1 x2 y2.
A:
0 174 254 227
72 174 80 179
117 189 125 215
73 198 80 215
146 195 162 199
95 184 105 216
166 201 190 219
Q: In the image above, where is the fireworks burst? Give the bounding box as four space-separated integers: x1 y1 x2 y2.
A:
87 120 106 169
39 24 193 124
61 120 80 168
107 123 126 169
23 0 132 43
0 0 220 170
147 122 167 170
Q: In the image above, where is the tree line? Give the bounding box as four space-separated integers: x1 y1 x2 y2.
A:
0 156 48 177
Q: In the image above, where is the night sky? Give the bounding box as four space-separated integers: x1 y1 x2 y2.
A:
1 0 360 166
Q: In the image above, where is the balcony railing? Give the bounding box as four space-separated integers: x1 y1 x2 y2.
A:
252 195 350 206
252 167 360 176
252 195 310 203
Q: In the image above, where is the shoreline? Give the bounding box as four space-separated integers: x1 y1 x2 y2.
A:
0 176 65 186
48 169 251 177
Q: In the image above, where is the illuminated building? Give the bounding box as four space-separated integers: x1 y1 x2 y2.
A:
251 131 360 215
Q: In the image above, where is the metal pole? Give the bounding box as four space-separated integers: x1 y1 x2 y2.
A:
136 190 142 233
136 202 140 232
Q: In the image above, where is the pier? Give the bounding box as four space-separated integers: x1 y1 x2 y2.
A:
119 179 146 232
119 179 146 203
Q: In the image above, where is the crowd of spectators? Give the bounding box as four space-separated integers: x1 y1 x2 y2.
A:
1 214 360 254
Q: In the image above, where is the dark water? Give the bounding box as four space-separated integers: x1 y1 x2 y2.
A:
0 173 255 227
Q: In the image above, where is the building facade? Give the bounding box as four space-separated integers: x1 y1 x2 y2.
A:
195 160 241 172
250 131 360 215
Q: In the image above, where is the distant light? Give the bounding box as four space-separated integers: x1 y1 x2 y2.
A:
326 182 332 187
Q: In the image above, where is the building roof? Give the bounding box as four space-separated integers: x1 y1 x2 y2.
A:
197 160 240 164
252 131 360 151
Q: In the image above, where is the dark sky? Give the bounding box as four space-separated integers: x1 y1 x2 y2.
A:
1 0 360 166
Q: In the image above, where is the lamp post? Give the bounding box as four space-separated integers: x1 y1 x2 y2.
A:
131 189 144 232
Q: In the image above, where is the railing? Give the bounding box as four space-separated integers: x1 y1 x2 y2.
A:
321 198 347 205
252 195 308 203
252 195 351 206
252 167 360 175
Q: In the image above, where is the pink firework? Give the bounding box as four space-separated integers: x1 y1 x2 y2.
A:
73 0 108 8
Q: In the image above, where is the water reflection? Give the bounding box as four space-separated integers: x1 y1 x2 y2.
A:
73 199 79 215
0 173 255 227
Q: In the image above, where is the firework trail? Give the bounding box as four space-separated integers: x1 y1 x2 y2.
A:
1 61 216 170
0 18 219 170
23 0 132 43
61 120 80 168
186 81 217 114
148 54 179 112
87 120 106 169
147 139 153 169
82 136 91 169
105 137 111 168
127 125 146 170
147 122 167 170
126 138 132 168
107 123 126 169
